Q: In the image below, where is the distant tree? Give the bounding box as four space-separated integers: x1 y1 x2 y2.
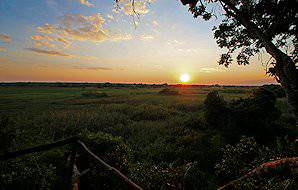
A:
179 0 297 123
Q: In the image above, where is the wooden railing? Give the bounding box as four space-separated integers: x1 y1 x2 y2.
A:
1 137 297 190
0 137 143 190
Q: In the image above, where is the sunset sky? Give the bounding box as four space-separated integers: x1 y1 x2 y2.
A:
0 0 276 85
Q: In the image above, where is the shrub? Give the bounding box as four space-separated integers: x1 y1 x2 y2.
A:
158 88 179 95
261 84 286 98
215 137 297 190
204 91 229 129
81 91 109 98
79 132 131 190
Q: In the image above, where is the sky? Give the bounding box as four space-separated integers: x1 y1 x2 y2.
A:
0 0 276 85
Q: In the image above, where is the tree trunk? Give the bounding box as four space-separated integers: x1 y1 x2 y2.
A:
274 55 298 125
219 0 298 125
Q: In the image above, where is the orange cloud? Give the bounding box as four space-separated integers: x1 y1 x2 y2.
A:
72 66 112 71
27 48 71 57
31 35 70 45
78 0 95 7
27 47 98 60
35 13 133 44
0 34 12 43
37 23 56 34
37 14 108 42
34 41 56 48
0 46 6 52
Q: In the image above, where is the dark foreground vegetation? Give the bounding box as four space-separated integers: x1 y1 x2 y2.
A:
0 84 297 189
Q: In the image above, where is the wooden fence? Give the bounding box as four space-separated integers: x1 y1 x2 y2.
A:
1 137 297 190
0 137 143 190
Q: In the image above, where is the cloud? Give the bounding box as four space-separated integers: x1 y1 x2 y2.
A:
114 0 155 15
34 41 56 48
35 13 135 44
37 23 56 34
78 0 95 7
37 14 108 43
177 48 198 53
27 47 98 60
140 35 154 40
73 66 112 71
31 35 70 45
0 34 12 43
107 14 114 20
199 67 222 73
110 33 133 41
167 39 184 46
0 46 6 52
152 20 159 27
27 48 71 57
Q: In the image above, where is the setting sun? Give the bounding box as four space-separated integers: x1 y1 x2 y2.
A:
180 73 190 83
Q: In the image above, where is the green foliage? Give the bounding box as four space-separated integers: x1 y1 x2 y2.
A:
215 136 297 190
81 91 109 98
0 116 15 154
204 91 228 129
261 84 286 98
183 162 208 190
0 86 295 189
158 88 179 95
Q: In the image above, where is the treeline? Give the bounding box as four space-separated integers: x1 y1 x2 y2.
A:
0 82 280 89
0 82 168 88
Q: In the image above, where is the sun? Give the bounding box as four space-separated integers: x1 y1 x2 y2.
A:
180 73 190 83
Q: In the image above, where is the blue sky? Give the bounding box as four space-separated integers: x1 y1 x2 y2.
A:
0 0 275 85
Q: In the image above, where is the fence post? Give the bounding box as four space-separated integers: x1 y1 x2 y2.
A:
65 140 77 190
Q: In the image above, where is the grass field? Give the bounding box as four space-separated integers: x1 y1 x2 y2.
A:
0 86 252 116
1 85 295 189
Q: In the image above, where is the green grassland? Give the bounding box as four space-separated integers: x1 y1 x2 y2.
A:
0 86 296 190
0 86 251 115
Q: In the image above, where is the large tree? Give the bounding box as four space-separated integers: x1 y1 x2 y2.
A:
180 0 297 123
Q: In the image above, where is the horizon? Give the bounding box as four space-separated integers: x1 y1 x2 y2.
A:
0 81 277 87
0 0 276 85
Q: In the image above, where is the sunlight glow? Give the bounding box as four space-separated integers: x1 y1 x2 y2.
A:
180 73 190 83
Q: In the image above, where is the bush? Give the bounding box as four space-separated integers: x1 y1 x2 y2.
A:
215 136 297 190
81 91 109 98
158 88 179 95
261 84 286 98
226 88 281 142
77 132 131 190
204 91 229 129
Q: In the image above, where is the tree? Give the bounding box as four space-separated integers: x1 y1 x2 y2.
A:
179 0 297 123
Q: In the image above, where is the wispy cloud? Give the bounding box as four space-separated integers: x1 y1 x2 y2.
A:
35 13 134 45
114 0 155 16
37 14 108 42
140 35 154 40
31 35 70 45
27 48 71 57
199 67 223 73
27 47 98 60
78 0 95 7
177 48 198 53
0 34 12 43
73 66 112 71
107 14 114 20
34 41 56 48
0 46 6 52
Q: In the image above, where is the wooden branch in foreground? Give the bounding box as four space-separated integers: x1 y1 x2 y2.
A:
0 137 79 161
77 140 144 190
217 157 298 190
